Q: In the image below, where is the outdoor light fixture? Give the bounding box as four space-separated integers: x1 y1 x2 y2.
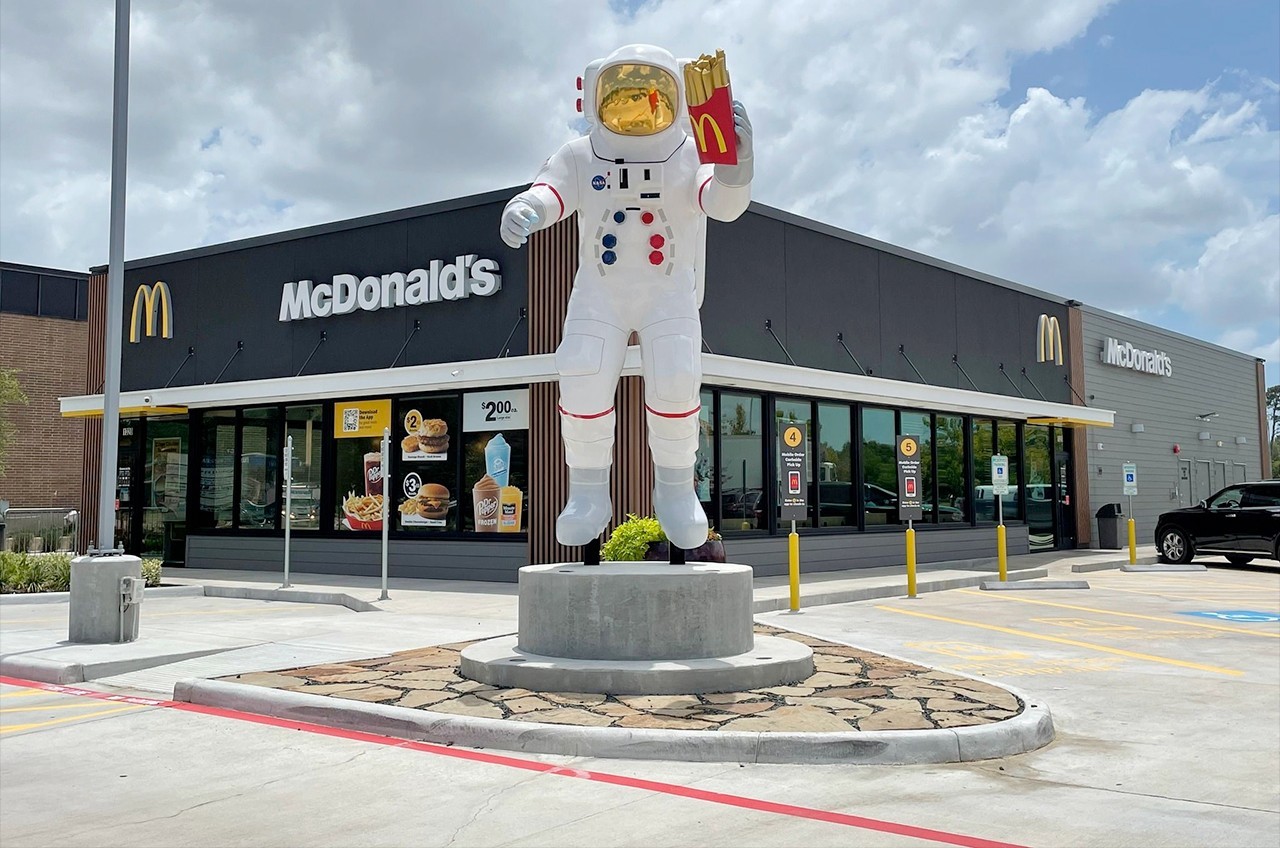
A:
1235 436 1247 444
1198 431 1211 441
1130 423 1144 433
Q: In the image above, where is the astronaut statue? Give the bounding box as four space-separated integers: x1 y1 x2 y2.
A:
501 44 752 552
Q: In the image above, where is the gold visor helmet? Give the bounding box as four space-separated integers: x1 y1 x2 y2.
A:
596 63 678 136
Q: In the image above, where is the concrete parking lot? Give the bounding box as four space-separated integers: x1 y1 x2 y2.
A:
0 565 1277 847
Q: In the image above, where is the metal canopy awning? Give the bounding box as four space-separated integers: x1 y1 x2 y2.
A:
60 351 1115 428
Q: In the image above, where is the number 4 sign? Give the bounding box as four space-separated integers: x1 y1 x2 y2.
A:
463 388 530 432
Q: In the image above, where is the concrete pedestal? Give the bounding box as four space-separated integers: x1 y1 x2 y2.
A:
69 555 142 644
461 562 814 695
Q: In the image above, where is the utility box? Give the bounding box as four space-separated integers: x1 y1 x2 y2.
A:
69 554 143 643
1095 503 1124 550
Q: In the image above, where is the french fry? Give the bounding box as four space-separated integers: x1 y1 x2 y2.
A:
685 48 737 165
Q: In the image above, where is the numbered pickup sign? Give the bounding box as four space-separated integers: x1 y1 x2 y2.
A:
991 454 1010 496
897 435 924 522
778 423 808 522
463 388 530 432
1123 462 1138 496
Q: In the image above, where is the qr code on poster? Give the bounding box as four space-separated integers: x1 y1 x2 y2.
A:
342 408 359 433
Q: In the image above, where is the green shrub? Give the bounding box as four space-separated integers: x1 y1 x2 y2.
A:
38 554 71 592
601 515 666 562
0 551 70 593
141 558 162 587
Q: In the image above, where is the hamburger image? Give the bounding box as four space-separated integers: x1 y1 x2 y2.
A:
418 418 449 454
416 483 450 520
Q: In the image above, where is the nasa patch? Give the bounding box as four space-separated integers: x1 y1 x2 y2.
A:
591 175 606 191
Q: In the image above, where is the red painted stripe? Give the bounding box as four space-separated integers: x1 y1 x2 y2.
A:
646 403 700 419
0 675 1028 848
558 404 614 420
697 176 713 212
531 182 564 222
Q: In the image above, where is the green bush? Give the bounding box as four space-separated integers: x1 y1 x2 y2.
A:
0 552 159 593
601 515 666 562
141 558 162 587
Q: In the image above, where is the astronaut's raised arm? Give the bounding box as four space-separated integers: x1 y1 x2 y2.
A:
695 162 751 223
514 142 581 232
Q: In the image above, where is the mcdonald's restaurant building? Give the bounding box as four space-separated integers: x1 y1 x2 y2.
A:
58 188 1270 580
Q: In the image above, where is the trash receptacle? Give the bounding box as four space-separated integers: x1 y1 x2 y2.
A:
1096 503 1124 549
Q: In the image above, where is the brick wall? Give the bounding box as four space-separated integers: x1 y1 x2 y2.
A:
0 313 89 508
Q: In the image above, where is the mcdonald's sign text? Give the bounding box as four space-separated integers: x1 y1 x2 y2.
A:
130 281 173 343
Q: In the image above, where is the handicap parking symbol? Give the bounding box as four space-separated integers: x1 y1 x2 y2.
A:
1181 610 1280 623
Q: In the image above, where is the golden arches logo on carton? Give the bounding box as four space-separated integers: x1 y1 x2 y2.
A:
1036 314 1063 365
691 113 728 155
129 281 173 343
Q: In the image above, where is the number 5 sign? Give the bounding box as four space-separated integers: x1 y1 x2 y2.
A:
463 388 530 432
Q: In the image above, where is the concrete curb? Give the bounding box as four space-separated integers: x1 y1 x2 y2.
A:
1071 556 1159 573
0 585 206 606
980 580 1090 591
752 567 1049 613
200 585 380 612
2 646 233 684
171 677 1053 765
1121 564 1208 573
0 655 85 684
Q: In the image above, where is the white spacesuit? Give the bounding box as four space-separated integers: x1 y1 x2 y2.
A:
500 43 753 551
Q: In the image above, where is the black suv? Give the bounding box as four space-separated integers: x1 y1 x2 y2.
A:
1154 481 1280 565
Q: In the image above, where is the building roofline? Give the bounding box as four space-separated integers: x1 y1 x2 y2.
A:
1077 303 1260 363
0 260 89 279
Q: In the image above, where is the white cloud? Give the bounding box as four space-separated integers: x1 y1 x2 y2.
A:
0 0 1276 375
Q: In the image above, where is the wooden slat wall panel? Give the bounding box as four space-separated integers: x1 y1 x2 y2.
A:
80 272 107 551
1067 305 1091 547
526 217 654 564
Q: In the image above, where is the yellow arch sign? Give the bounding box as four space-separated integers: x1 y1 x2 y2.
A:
129 281 173 343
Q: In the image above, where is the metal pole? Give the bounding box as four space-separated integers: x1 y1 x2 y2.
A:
997 494 1007 582
906 518 917 598
380 427 390 601
1127 493 1136 565
282 436 292 588
96 0 131 552
788 519 799 611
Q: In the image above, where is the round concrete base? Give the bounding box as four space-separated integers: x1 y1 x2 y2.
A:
460 634 814 695
518 562 753 660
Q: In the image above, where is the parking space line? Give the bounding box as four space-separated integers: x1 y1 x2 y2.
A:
2 702 151 714
0 689 47 699
0 704 147 734
875 606 1245 676
1101 586 1280 606
954 590 1280 638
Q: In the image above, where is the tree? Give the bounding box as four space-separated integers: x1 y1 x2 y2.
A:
0 368 28 477
1267 384 1279 478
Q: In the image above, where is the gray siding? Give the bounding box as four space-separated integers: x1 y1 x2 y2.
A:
1080 308 1263 545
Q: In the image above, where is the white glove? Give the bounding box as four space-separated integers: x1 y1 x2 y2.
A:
501 199 540 248
713 100 754 186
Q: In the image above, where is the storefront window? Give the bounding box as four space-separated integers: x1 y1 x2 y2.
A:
333 399 391 532
1026 424 1052 550
115 419 138 549
285 405 323 530
142 418 188 560
862 407 897 526
719 393 764 532
936 415 965 523
900 411 934 522
199 411 236 529
998 420 1022 522
395 396 461 532
817 403 853 528
775 398 813 528
695 389 716 529
971 418 995 522
460 389 529 534
239 407 281 530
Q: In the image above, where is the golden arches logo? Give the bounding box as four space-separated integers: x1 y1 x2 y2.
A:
691 113 728 155
1036 314 1062 365
129 281 173 343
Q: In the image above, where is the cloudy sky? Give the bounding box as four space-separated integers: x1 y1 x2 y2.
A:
2 0 1277 381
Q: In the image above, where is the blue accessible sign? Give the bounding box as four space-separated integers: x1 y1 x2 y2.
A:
1181 610 1280 623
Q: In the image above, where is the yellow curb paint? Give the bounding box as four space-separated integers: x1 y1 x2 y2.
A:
954 590 1280 638
0 704 146 733
875 605 1244 676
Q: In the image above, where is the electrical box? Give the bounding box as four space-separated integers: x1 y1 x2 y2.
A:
120 575 145 605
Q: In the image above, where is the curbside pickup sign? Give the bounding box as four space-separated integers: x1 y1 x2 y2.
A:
778 423 808 522
897 435 923 522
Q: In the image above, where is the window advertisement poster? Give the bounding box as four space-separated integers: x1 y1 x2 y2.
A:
462 389 529 534
395 396 460 531
334 399 391 532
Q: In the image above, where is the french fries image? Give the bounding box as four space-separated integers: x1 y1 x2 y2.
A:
683 50 737 165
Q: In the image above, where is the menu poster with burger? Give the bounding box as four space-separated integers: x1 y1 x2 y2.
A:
394 396 459 531
397 471 452 528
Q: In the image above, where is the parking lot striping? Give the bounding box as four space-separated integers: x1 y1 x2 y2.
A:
875 606 1245 676
0 678 1028 848
2 701 159 714
1100 586 1280 606
0 689 48 699
0 703 148 734
954 590 1280 638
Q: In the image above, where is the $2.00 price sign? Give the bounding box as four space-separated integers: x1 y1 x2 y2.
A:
463 388 530 432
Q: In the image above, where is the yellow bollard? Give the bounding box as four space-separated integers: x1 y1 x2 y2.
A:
997 523 1008 582
788 526 800 612
1128 518 1137 565
906 524 917 598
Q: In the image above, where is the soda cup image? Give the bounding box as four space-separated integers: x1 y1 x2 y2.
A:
484 433 511 488
363 452 383 497
472 474 501 532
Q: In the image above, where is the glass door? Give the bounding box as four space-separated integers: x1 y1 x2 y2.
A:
1026 424 1053 551
141 418 189 563
1053 428 1075 549
114 419 138 552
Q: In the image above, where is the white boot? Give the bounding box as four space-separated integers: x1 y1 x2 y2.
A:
653 465 708 551
556 467 613 547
